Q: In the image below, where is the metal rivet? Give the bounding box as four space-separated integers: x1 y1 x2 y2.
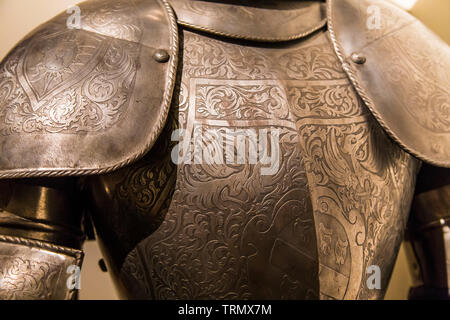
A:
153 49 170 63
351 52 366 64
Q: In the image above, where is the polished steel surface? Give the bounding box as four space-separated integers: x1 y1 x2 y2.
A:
0 0 178 178
168 0 327 42
350 53 366 65
87 27 420 300
154 49 171 63
0 235 83 300
0 0 448 301
328 0 450 167
86 107 178 277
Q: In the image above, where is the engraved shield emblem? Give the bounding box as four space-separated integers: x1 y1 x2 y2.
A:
1 28 140 134
17 30 108 111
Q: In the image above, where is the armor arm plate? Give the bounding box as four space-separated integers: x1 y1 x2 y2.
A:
0 235 83 300
0 178 85 299
407 165 450 299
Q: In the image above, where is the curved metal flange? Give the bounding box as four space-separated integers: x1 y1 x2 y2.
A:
169 0 327 42
327 0 450 167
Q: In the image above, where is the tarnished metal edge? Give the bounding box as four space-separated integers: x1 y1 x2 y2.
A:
326 0 448 168
177 18 328 43
0 0 179 179
0 234 84 300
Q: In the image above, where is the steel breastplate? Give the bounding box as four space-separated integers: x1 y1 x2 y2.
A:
90 27 420 300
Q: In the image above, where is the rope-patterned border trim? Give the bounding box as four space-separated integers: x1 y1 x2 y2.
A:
178 18 327 43
326 0 447 168
0 234 83 261
0 0 179 179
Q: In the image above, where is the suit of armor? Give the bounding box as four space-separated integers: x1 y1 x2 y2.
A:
0 0 449 300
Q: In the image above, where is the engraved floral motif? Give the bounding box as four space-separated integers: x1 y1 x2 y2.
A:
0 256 60 300
0 0 143 136
0 32 140 135
119 31 418 300
116 158 176 216
183 35 278 80
80 0 143 42
196 82 289 120
378 27 450 133
288 82 367 119
278 43 347 80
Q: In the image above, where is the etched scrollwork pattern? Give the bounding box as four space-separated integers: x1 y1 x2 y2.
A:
0 256 61 300
120 30 419 300
377 25 450 134
0 0 142 135
80 0 143 42
196 83 289 121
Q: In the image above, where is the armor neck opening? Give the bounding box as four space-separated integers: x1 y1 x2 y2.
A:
168 0 327 42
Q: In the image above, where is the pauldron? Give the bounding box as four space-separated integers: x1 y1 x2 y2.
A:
0 0 178 178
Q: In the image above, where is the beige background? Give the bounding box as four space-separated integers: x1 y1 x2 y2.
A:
0 0 448 300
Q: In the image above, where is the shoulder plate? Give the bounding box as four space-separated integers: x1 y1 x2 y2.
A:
169 0 327 42
0 0 178 178
327 0 450 167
